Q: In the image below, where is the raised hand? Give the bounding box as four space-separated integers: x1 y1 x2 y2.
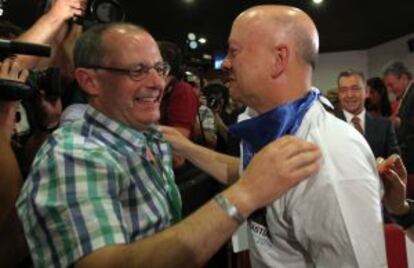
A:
377 154 409 215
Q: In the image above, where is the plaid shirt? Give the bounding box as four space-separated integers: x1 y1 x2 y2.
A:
17 105 181 268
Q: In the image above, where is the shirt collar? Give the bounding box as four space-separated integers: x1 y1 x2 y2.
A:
84 105 165 149
343 109 365 128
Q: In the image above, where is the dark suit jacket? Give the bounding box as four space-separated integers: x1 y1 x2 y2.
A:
398 83 414 172
336 110 401 159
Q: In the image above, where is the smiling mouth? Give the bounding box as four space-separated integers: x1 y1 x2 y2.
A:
135 97 158 103
135 93 162 104
346 101 358 105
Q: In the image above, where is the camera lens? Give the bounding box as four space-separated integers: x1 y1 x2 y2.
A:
91 0 125 23
207 97 219 109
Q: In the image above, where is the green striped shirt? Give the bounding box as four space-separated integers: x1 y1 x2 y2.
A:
17 105 182 268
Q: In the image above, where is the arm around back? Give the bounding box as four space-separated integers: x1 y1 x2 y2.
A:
160 125 240 184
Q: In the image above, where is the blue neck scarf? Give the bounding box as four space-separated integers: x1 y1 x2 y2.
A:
229 90 320 168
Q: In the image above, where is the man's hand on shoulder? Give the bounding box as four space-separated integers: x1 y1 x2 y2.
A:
232 135 321 216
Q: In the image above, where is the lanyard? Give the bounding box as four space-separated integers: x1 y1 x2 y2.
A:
144 140 182 224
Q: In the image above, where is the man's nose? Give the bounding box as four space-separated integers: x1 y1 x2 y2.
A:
346 90 354 98
221 57 231 72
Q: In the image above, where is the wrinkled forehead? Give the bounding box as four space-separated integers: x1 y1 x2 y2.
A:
102 29 161 64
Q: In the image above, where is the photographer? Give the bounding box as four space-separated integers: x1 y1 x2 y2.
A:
0 58 30 267
15 0 86 109
17 77 63 176
188 74 218 149
0 50 62 179
203 82 244 155
1 0 87 176
0 1 87 266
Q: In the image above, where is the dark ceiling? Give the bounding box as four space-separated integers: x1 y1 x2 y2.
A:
4 0 414 56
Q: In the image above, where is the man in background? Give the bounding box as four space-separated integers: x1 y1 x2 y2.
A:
383 61 414 174
336 70 400 158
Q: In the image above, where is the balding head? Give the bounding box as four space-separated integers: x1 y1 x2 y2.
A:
234 5 319 68
222 5 319 112
74 22 150 68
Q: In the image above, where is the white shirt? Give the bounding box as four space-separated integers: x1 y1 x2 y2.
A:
244 100 386 268
343 109 366 133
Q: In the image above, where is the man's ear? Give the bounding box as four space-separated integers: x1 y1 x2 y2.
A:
271 44 289 78
74 68 99 96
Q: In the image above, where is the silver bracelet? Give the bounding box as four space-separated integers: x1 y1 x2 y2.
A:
214 193 245 224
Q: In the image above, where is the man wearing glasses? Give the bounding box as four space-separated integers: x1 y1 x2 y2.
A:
16 23 322 267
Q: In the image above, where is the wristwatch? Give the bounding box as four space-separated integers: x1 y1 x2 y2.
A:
390 199 414 229
214 193 245 225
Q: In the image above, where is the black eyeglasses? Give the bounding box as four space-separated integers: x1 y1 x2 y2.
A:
85 62 171 81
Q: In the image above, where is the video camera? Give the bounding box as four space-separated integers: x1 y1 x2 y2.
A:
206 95 221 110
27 67 61 101
203 83 228 111
0 39 57 101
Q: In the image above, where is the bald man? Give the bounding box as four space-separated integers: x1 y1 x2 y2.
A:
163 5 386 267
